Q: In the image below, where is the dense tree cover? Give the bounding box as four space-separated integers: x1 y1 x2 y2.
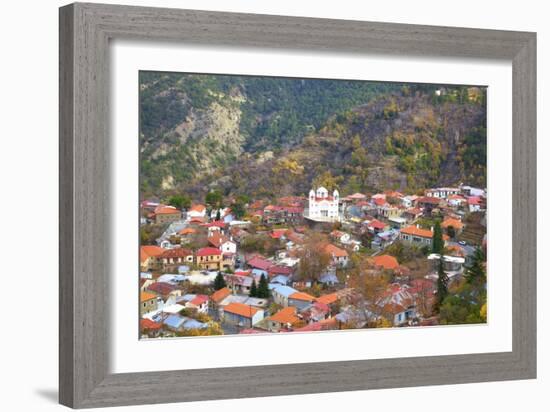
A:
439 246 487 324
166 194 191 210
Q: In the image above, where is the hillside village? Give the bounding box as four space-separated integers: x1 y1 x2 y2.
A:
139 183 487 338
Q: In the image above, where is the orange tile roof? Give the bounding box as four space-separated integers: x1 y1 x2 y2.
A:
400 225 433 238
442 218 464 230
289 291 316 302
178 227 197 236
316 293 338 305
223 302 259 318
211 287 231 303
373 255 399 270
269 307 300 324
189 204 206 213
140 245 165 263
324 244 348 258
140 291 157 302
154 205 180 215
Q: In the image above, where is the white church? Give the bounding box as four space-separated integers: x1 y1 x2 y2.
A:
305 187 340 222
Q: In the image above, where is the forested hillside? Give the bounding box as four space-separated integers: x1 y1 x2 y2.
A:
139 71 486 200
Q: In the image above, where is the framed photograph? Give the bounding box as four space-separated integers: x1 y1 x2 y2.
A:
59 2 536 408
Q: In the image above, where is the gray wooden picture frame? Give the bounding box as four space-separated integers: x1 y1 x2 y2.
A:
59 2 536 409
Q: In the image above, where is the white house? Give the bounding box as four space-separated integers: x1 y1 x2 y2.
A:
187 204 207 219
425 187 461 199
306 187 340 221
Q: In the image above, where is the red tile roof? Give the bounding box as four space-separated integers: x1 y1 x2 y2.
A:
190 294 208 306
367 219 386 230
147 282 177 296
197 247 222 257
140 318 162 330
247 256 273 271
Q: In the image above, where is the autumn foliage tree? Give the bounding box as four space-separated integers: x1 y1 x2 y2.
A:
295 233 332 283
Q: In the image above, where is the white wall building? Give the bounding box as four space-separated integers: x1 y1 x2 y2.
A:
306 187 340 221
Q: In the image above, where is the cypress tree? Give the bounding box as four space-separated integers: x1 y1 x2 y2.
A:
257 274 270 298
435 258 449 312
249 279 258 297
214 272 226 290
432 221 444 255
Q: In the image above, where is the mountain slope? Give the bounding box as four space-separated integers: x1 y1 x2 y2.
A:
139 72 486 200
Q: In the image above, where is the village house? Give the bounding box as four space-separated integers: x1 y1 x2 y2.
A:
270 284 298 307
187 204 207 219
324 243 349 267
196 247 223 271
402 207 423 223
399 225 434 247
222 302 264 328
146 282 181 301
330 230 351 244
365 218 387 234
246 255 273 277
224 273 255 295
210 287 231 308
158 248 193 271
378 283 418 326
288 291 316 310
163 314 207 332
140 245 164 271
377 203 403 220
208 232 237 254
140 318 163 337
153 205 182 224
425 187 461 199
467 196 483 212
140 291 158 315
441 217 464 235
178 294 209 313
447 194 467 207
416 196 442 216
267 307 301 332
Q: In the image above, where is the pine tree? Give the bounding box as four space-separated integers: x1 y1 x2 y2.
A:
215 209 221 221
432 221 444 255
257 274 270 298
435 258 449 312
466 247 486 287
213 272 226 290
249 279 258 297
